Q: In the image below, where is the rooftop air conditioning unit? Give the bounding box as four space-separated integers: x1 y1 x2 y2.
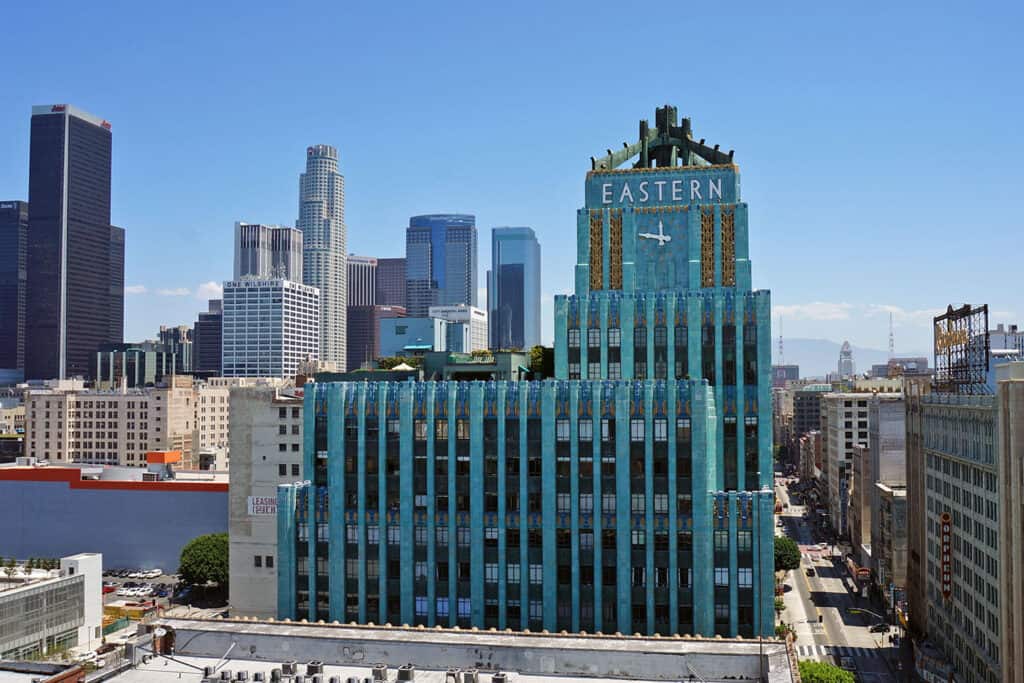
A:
462 669 478 683
237 672 249 681
371 664 388 681
397 665 415 682
492 674 506 683
283 662 298 675
254 674 265 682
307 662 324 675
220 671 232 681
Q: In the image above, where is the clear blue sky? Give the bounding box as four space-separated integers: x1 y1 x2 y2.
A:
2 1 1021 358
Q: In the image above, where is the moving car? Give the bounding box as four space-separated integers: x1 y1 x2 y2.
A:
805 567 816 576
869 622 889 633
839 656 857 672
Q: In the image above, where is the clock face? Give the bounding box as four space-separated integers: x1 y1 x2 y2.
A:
634 214 687 291
638 220 671 246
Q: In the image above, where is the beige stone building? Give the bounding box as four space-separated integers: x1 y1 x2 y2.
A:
998 362 1024 683
0 402 24 435
24 376 289 469
25 377 194 467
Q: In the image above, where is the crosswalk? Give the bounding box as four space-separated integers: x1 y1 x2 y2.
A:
795 644 882 659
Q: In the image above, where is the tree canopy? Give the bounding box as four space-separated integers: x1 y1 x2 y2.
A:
178 533 229 588
377 356 423 369
775 535 801 572
797 660 855 683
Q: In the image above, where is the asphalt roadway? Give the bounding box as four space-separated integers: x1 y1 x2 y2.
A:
775 476 906 682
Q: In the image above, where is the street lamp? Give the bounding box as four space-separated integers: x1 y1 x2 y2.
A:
847 607 885 623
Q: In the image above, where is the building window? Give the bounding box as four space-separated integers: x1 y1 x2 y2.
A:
738 567 752 588
588 328 601 348
568 328 581 348
278 464 287 476
714 567 729 587
266 555 274 569
254 555 262 568
529 564 543 584
291 464 299 476
630 418 645 441
508 564 520 582
608 328 621 348
485 564 498 583
556 419 570 442
579 493 593 513
653 418 668 442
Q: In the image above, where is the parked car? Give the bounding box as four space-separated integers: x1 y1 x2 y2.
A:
839 656 857 672
102 583 117 594
870 622 889 633
805 567 816 576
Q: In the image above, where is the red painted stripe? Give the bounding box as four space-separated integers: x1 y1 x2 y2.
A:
0 468 227 492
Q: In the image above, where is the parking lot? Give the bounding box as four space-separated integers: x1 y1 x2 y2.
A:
101 568 184 606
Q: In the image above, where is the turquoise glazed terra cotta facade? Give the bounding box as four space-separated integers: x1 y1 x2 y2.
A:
278 105 775 638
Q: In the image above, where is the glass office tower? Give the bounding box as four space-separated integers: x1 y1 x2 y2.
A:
278 106 774 638
24 104 124 380
489 227 541 351
0 200 28 381
405 214 477 318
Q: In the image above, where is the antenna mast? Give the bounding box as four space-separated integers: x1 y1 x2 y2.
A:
778 318 784 365
888 312 895 359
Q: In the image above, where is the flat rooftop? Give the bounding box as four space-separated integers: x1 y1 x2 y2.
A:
0 463 228 489
126 618 795 682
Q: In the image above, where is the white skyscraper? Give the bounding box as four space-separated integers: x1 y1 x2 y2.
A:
298 145 346 370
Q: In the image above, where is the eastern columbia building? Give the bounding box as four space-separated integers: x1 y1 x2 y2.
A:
276 106 776 638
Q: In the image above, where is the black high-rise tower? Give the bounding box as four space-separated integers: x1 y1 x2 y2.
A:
24 104 124 380
0 200 28 380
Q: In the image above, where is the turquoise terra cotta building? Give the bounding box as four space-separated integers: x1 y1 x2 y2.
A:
277 105 775 638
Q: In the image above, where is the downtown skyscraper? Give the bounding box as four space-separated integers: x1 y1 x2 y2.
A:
234 222 304 281
0 200 28 382
489 227 541 350
405 214 477 318
298 145 346 370
25 104 124 380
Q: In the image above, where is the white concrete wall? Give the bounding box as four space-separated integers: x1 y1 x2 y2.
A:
229 388 303 617
61 553 102 651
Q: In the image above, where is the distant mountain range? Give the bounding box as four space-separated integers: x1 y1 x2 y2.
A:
773 338 931 379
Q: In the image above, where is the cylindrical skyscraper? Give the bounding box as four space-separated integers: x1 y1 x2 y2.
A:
298 144 346 370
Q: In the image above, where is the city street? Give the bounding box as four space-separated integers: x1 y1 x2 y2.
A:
775 476 904 682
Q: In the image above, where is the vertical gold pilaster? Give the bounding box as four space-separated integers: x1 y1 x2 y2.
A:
589 210 603 291
721 208 735 287
609 209 623 290
700 207 714 288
